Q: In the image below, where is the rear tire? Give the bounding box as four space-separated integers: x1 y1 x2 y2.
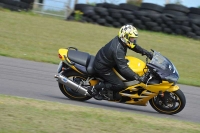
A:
149 89 186 115
59 71 92 101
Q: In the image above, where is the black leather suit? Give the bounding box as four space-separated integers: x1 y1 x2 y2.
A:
94 36 152 92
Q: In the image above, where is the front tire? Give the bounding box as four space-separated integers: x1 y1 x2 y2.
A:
149 89 186 115
59 71 92 101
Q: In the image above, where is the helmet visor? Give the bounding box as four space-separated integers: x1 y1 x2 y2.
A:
129 37 137 44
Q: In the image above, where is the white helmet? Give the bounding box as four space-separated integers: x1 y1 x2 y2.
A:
118 24 138 48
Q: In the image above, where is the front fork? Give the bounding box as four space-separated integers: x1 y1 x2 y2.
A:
156 91 175 107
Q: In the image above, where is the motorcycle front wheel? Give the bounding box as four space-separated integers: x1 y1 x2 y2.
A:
59 71 92 101
149 89 186 115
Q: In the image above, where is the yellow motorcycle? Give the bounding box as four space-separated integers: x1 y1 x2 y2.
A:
54 47 186 115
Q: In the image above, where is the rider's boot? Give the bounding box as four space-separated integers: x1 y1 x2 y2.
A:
87 82 105 100
87 86 98 96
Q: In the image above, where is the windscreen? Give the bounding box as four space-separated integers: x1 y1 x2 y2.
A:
149 51 179 83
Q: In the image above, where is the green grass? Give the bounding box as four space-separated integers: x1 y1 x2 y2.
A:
0 10 199 132
0 10 200 86
0 94 200 133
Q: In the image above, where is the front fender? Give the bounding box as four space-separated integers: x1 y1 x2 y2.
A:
167 85 179 92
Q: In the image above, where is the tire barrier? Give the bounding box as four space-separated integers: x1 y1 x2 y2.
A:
67 3 200 40
0 0 33 11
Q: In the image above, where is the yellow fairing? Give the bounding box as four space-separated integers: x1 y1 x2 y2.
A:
120 83 179 105
113 56 147 80
141 81 179 92
125 56 147 76
58 48 83 74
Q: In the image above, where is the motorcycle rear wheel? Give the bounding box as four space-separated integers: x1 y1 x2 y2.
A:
149 89 186 115
59 71 92 101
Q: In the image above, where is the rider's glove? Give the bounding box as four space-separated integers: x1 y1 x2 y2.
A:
145 51 153 60
138 75 147 83
133 74 146 83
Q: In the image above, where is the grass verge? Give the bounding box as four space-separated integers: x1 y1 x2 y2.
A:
0 94 200 133
0 10 200 86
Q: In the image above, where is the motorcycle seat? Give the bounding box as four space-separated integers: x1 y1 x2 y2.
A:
87 55 96 75
68 50 90 66
68 50 96 75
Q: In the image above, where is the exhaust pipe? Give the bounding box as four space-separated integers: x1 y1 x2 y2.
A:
55 74 90 96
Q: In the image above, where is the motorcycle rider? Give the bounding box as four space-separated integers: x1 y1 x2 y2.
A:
87 24 153 100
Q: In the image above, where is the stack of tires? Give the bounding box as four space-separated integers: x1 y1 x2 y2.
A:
68 3 139 28
188 7 200 39
67 3 200 40
0 0 33 11
161 4 190 36
94 3 139 27
133 3 164 31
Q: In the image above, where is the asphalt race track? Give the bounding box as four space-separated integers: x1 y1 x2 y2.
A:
0 56 200 123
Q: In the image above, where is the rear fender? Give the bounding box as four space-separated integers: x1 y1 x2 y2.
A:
58 48 83 74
